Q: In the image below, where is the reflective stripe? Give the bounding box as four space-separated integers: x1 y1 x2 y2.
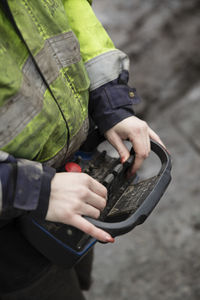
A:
14 159 43 210
85 50 130 91
0 31 82 148
48 31 81 68
23 56 47 95
0 57 45 148
0 151 9 162
35 31 81 85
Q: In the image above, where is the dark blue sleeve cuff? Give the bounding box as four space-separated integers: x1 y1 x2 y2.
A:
30 165 56 220
89 70 141 134
0 151 56 221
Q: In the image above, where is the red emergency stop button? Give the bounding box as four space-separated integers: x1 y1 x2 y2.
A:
65 162 82 173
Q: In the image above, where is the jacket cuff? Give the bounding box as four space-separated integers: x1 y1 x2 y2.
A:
0 151 56 220
89 70 141 134
30 165 56 220
85 50 129 91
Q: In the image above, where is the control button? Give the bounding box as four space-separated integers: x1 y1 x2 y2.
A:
65 162 82 173
113 164 123 176
103 174 114 188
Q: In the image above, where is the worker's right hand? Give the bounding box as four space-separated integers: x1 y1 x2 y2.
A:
46 172 114 243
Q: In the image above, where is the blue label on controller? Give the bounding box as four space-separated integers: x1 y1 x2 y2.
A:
75 151 93 161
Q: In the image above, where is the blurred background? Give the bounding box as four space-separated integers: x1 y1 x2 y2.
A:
84 1 200 299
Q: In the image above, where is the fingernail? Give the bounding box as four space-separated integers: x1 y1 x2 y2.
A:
121 153 130 164
105 235 115 243
121 157 127 164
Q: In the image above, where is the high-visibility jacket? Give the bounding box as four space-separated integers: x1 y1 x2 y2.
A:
0 1 134 292
0 0 129 166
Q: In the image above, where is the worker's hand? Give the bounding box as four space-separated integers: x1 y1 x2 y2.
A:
105 116 166 175
46 172 114 243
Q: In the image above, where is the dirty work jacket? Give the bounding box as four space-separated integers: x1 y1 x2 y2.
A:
0 0 140 293
0 0 130 165
0 0 139 222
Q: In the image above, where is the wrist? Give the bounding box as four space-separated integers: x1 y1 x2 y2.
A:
89 70 140 134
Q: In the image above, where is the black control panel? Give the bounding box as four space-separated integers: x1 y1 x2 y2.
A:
19 139 172 268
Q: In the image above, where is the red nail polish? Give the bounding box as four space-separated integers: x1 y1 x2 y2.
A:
105 235 115 243
121 157 126 164
109 237 115 243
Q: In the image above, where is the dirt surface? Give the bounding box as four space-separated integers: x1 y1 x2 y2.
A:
84 1 200 300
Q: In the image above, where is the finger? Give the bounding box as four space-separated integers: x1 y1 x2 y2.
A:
144 130 151 154
129 134 150 175
106 131 130 163
89 177 107 199
70 215 115 243
82 203 101 219
85 191 107 211
148 128 166 149
130 154 144 175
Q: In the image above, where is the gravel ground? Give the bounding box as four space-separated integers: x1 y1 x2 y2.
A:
84 1 200 299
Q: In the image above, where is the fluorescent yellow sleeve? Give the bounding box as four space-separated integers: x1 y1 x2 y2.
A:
62 0 115 63
62 0 130 90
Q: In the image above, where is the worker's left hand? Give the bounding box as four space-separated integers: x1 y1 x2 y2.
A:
105 116 166 175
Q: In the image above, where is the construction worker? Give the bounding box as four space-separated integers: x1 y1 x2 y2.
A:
0 0 165 299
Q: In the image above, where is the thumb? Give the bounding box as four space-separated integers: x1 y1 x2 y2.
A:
106 131 130 163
